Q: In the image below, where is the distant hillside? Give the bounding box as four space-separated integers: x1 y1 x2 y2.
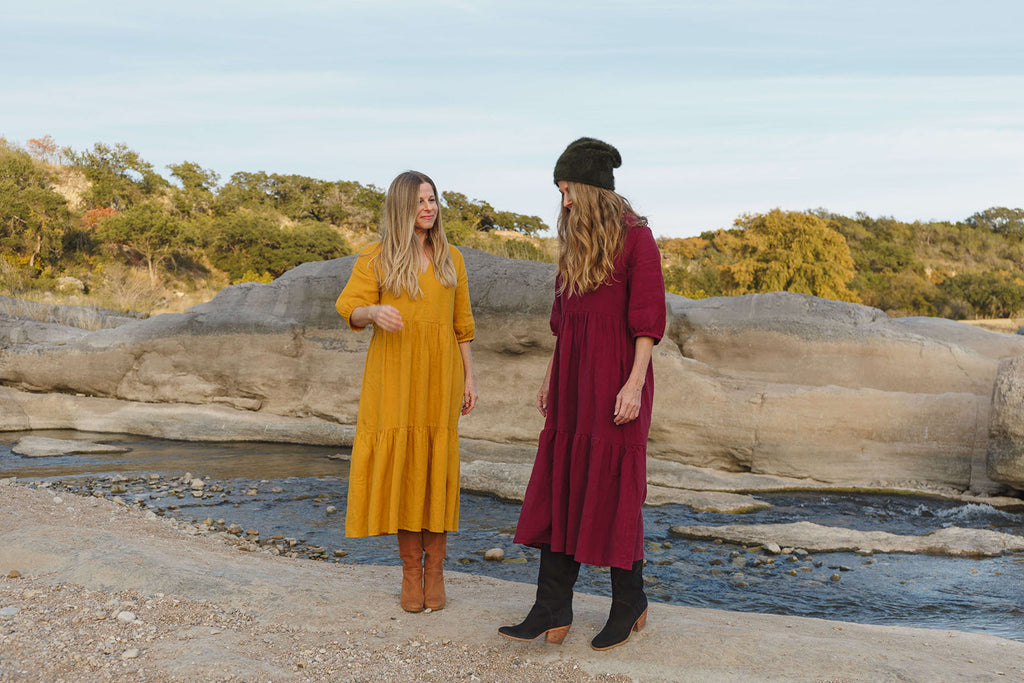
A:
0 136 553 315
2 135 1022 321
659 207 1024 319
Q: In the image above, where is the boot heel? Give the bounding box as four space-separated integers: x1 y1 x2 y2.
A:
545 625 570 644
633 608 647 632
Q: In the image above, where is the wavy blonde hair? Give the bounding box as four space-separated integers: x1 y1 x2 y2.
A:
374 171 457 299
556 182 643 297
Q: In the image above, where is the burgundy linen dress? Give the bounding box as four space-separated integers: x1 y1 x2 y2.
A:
514 217 666 570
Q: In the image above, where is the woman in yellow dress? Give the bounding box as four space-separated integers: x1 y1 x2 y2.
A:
335 170 477 612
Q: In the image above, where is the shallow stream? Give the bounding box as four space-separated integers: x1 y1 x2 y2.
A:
3 430 1023 641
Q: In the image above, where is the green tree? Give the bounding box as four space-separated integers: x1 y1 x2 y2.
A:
719 209 859 302
168 161 220 217
937 271 1024 319
207 211 350 281
69 143 168 209
97 201 194 284
966 207 1024 237
0 143 70 268
442 191 546 237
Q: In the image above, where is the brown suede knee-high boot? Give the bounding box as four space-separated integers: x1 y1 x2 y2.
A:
421 531 447 610
397 530 425 612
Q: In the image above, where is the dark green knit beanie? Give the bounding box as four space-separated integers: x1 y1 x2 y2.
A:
553 137 621 191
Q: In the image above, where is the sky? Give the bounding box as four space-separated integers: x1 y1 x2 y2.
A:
2 0 1023 238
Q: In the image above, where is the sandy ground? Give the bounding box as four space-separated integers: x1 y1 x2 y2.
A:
1 482 1023 683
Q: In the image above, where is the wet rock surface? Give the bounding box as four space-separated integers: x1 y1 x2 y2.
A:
11 436 132 458
669 520 1024 558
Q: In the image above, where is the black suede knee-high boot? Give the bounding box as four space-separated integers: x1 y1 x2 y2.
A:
591 559 648 651
498 547 581 644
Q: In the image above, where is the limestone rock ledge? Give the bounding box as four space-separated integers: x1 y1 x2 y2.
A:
3 248 1024 496
987 355 1024 487
669 520 1024 557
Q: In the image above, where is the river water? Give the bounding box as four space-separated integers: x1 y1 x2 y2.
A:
3 430 1023 641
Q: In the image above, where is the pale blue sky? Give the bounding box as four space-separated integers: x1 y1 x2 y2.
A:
3 1 1022 237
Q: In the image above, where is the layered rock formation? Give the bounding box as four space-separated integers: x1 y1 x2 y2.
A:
3 248 1024 496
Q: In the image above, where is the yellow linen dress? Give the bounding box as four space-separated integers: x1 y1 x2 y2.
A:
335 242 475 537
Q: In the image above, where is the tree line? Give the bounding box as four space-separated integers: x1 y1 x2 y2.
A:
0 136 548 302
660 207 1024 320
3 135 1023 320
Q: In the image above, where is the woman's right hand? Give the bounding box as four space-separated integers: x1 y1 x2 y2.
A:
371 305 403 332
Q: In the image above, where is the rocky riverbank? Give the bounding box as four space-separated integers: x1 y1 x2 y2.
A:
2 481 1024 682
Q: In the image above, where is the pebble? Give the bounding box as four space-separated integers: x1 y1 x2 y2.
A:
52 496 63 504
122 648 140 660
117 610 137 623
763 543 782 554
326 506 338 514
0 606 20 617
8 570 21 579
483 548 505 561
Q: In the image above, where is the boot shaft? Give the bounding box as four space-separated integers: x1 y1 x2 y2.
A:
536 547 581 606
422 531 447 610
397 529 425 568
421 530 446 565
609 559 645 603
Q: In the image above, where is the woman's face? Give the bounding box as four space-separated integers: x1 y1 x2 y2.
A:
557 180 573 210
415 182 438 232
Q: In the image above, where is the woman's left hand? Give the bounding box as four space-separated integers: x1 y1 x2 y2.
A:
613 382 642 425
462 377 478 416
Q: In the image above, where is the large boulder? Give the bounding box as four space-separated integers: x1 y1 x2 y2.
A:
2 248 1023 496
987 356 1024 488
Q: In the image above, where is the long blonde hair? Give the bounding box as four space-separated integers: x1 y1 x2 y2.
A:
374 171 457 299
556 181 643 297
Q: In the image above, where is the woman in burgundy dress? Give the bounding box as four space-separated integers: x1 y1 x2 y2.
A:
499 138 666 651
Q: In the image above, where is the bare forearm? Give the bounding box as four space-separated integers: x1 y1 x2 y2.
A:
625 336 655 389
459 341 478 415
459 341 475 382
614 336 655 424
537 350 555 416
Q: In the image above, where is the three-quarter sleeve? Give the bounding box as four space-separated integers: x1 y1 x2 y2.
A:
335 244 382 331
452 248 475 343
626 224 667 344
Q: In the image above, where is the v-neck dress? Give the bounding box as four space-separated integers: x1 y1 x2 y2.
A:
335 242 475 537
513 219 666 569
